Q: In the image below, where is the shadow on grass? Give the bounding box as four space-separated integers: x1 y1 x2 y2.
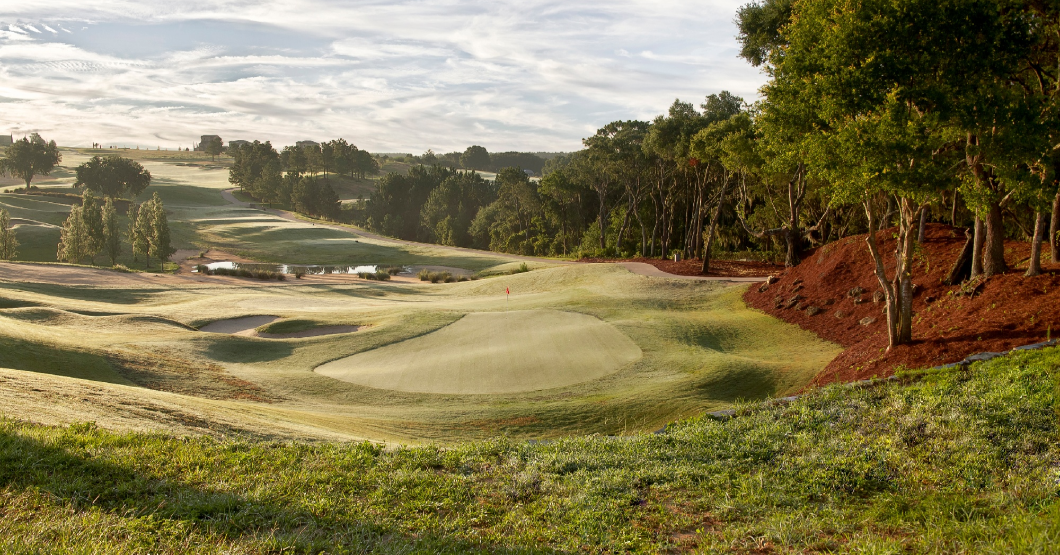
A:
0 423 546 553
695 361 779 403
197 335 296 364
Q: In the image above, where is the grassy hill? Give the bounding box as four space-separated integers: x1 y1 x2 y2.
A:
1 347 1056 552
0 264 839 443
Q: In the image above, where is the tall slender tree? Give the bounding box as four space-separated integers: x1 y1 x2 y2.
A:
0 209 17 260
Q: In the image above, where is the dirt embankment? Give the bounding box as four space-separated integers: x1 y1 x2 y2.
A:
743 224 1060 386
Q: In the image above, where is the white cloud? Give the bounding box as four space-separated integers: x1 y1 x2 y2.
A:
0 1 767 151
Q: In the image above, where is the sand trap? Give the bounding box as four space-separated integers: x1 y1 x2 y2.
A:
255 325 362 339
199 316 280 336
315 309 642 394
200 316 360 339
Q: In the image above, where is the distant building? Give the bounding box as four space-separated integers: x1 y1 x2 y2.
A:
227 140 250 150
295 140 319 149
523 169 535 177
193 135 222 151
0 135 12 147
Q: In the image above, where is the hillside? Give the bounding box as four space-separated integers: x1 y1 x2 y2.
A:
1 347 1056 552
743 224 1060 386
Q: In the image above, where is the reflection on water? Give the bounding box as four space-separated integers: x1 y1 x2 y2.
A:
194 262 408 275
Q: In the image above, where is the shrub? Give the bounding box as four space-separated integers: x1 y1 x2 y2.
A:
382 266 403 275
508 262 530 275
418 269 431 281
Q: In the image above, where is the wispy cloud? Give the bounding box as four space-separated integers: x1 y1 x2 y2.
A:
0 1 766 151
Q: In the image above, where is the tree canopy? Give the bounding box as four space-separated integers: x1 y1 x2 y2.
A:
74 156 152 199
0 133 61 190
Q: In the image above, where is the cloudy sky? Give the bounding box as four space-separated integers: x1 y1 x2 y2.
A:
0 1 766 153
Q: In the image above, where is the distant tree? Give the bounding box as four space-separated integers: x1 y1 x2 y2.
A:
461 145 491 170
0 134 62 192
148 193 175 266
57 206 94 264
101 198 122 265
74 156 152 198
205 137 224 161
421 149 439 165
0 209 17 260
133 200 155 267
80 190 105 263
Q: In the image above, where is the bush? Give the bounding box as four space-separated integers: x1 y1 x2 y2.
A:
357 271 392 281
382 266 403 275
418 269 431 281
509 262 530 275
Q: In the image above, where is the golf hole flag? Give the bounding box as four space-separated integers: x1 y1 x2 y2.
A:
506 286 510 296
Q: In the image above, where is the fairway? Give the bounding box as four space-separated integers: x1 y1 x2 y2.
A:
316 309 642 394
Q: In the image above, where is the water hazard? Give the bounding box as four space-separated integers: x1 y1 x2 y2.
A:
194 262 409 275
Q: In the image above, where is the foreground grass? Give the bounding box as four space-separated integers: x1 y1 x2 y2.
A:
2 348 1057 553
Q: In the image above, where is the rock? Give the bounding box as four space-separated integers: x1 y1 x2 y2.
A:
848 286 866 298
791 283 803 292
835 310 847 318
788 294 803 303
873 290 885 303
758 283 770 293
859 317 876 326
805 306 821 316
852 297 864 305
795 302 806 311
823 298 835 306
924 295 936 304
765 275 779 285
792 278 803 286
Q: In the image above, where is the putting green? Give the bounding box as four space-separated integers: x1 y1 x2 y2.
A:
315 309 642 394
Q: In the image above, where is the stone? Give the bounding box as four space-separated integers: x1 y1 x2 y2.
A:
823 298 835 306
859 317 876 326
848 286 866 298
805 306 821 316
873 290 885 303
792 278 803 286
835 310 847 318
765 275 779 285
758 283 770 293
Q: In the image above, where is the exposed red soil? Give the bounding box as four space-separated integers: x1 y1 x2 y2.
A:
581 257 784 278
742 224 1060 387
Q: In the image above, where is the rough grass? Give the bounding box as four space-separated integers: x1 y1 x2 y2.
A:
1 348 1057 553
316 309 642 394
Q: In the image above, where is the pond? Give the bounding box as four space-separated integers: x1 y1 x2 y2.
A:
193 262 410 275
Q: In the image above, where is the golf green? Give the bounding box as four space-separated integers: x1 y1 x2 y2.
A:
315 309 642 394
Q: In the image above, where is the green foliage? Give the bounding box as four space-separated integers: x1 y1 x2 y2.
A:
74 156 152 199
0 209 17 260
148 193 174 265
56 206 95 264
0 133 61 189
100 198 121 265
460 145 491 170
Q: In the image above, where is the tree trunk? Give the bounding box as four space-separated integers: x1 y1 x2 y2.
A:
983 200 1008 276
943 228 974 285
784 229 799 267
917 208 927 243
700 176 730 274
971 216 984 278
1050 190 1060 263
951 188 959 226
1026 211 1045 277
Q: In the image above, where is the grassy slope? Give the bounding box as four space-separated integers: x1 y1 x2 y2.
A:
0 265 840 442
1 348 1056 553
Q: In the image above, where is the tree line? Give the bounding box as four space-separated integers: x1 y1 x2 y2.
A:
393 147 548 175
228 139 380 219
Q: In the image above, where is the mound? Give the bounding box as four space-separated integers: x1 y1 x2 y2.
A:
315 309 642 394
744 223 1060 385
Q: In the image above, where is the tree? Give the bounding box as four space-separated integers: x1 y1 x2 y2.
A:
205 137 224 161
461 146 491 170
101 198 122 265
75 156 152 198
0 209 17 260
148 193 175 266
0 134 61 191
57 206 94 264
80 189 105 263
133 200 155 268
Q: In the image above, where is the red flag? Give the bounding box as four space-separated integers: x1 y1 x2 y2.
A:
506 287 509 295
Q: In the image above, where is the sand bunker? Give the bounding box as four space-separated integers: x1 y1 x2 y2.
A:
199 316 360 338
200 316 281 336
315 309 642 394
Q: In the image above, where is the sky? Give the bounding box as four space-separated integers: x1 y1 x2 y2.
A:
0 1 767 153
